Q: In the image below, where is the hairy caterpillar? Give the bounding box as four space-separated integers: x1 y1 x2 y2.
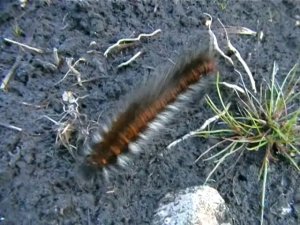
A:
82 50 216 178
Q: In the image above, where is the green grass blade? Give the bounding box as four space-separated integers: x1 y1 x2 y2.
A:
280 63 298 92
194 139 228 163
203 142 237 161
288 143 300 155
260 158 269 225
246 140 268 151
204 150 230 184
283 151 300 171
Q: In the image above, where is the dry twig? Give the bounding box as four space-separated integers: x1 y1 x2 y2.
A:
4 38 43 53
104 29 161 57
0 122 23 132
56 57 86 86
0 54 23 91
117 51 142 68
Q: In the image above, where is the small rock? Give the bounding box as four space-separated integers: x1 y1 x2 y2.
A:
152 185 230 225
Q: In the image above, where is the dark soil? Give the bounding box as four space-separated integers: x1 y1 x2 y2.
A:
0 1 300 225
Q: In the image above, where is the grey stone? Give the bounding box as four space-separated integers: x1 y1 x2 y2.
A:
152 185 230 225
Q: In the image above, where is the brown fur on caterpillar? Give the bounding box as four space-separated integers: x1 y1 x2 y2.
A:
81 50 216 178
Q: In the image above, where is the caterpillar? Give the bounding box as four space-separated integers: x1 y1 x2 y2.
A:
82 50 216 178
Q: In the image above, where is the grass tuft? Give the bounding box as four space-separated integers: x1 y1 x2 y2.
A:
193 62 299 225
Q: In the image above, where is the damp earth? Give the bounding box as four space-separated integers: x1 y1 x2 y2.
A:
0 1 299 225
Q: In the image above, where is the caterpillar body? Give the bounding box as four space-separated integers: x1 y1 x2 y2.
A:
82 50 216 178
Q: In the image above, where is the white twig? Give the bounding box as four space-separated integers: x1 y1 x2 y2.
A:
53 48 60 66
0 122 23 132
221 82 245 94
67 58 85 86
104 29 161 57
4 38 43 53
229 42 257 93
117 51 142 68
198 103 231 130
1 54 22 91
167 132 193 150
167 103 231 149
224 26 257 36
218 18 257 93
203 13 234 65
42 115 59 125
56 57 85 86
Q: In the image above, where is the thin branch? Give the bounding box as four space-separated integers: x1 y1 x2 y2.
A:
117 51 142 68
203 13 234 65
217 18 257 93
0 54 23 91
4 38 44 53
55 57 85 86
0 122 23 132
167 103 230 149
104 29 161 57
